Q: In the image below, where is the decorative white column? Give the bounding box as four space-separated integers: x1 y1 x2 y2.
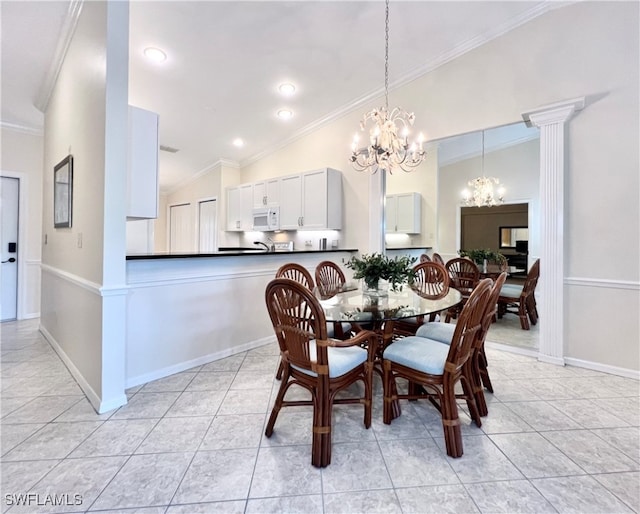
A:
369 171 386 254
522 97 584 365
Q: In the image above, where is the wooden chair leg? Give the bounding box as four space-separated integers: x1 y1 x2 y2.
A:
275 358 284 380
441 383 463 458
471 352 489 417
363 366 373 429
265 370 288 437
478 347 494 394
518 301 530 330
461 369 481 428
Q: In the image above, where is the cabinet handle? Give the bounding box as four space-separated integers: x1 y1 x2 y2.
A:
236 220 240 229
300 216 304 226
263 196 267 205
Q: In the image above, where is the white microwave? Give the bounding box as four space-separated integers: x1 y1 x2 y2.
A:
252 207 280 231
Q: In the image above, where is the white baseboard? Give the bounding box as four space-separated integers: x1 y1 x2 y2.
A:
40 324 128 414
125 335 277 389
486 340 639 380
20 312 40 320
564 356 640 380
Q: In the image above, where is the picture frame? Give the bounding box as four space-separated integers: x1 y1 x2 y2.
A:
54 155 73 228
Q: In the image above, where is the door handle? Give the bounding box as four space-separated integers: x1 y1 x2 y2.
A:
2 258 16 263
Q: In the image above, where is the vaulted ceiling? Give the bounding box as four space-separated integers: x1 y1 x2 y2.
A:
1 1 557 192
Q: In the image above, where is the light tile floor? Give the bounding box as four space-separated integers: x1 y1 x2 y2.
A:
1 319 638 514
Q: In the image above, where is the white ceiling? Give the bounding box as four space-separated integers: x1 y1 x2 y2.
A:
1 1 555 192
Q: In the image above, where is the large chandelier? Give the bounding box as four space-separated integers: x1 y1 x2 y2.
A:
350 0 425 174
462 131 505 207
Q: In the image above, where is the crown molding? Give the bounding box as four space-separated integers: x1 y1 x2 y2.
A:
241 1 560 168
0 121 44 136
163 158 240 196
35 0 84 113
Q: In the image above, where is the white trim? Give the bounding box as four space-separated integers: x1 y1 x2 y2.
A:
126 336 275 388
1 171 27 320
565 277 639 291
564 357 640 381
0 122 43 136
521 97 585 366
35 0 84 112
40 324 128 413
127 268 275 288
40 263 102 295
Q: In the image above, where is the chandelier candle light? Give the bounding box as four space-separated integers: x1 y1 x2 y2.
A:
461 130 506 207
351 0 425 174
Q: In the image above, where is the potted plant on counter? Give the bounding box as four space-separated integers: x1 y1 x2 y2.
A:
346 253 417 294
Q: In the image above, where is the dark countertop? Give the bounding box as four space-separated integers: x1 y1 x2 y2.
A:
386 247 432 251
126 248 358 260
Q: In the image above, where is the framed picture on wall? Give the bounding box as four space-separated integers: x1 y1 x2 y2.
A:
54 155 73 228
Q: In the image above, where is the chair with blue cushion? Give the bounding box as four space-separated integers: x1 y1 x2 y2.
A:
392 261 450 338
444 257 480 323
497 259 540 330
314 260 353 338
415 272 507 416
382 278 493 458
264 278 377 467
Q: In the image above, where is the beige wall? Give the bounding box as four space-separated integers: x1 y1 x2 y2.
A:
40 1 129 411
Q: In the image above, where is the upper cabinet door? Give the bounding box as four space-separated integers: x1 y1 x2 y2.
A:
127 106 159 219
279 174 302 229
386 195 399 232
386 193 421 234
301 169 328 229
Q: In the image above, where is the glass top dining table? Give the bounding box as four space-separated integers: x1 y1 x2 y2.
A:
315 282 462 325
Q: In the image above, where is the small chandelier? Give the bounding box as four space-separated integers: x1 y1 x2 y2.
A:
462 131 505 207
350 0 425 174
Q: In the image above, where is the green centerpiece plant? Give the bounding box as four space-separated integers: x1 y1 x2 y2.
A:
346 253 417 292
458 248 507 266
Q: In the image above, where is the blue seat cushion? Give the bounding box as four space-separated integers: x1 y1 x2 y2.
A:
291 340 368 378
415 322 455 345
326 322 352 338
383 336 450 375
500 284 524 298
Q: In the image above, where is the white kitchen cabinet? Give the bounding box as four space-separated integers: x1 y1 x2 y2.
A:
301 168 342 229
385 192 421 234
279 168 343 230
253 178 280 208
127 106 159 219
226 183 253 231
279 174 303 230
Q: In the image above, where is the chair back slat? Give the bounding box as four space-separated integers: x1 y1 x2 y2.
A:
522 259 540 297
276 263 314 290
265 278 329 373
410 262 450 299
445 279 492 372
446 258 480 295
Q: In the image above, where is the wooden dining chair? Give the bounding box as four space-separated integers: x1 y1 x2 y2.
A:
314 261 353 339
497 258 540 330
274 263 315 379
419 253 431 263
392 262 450 338
382 278 493 458
432 252 445 266
444 257 480 322
415 272 507 416
264 278 377 467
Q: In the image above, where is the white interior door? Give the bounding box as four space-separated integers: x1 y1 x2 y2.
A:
169 203 192 253
198 199 217 252
1 177 19 321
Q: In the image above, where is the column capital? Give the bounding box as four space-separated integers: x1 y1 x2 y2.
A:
522 97 585 127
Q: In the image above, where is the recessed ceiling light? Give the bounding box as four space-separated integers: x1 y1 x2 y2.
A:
278 83 296 96
277 109 293 120
232 138 244 148
144 47 167 63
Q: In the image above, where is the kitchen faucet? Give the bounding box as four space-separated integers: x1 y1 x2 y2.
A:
253 240 275 252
